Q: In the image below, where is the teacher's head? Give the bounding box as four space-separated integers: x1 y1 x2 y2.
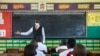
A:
35 18 40 26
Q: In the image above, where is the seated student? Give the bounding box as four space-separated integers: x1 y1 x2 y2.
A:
59 38 76 56
73 44 87 56
56 39 68 52
35 36 48 53
24 40 45 56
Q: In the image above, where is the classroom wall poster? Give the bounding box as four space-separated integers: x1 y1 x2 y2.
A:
0 11 12 38
87 12 100 26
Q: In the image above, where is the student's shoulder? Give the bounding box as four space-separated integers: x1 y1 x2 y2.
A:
60 49 71 54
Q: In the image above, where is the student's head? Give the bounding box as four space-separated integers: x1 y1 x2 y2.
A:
35 36 43 42
24 40 38 56
30 40 38 47
60 39 67 46
67 38 76 48
35 19 40 26
73 44 87 56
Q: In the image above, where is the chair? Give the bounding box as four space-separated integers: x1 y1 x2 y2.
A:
8 53 23 56
19 48 24 53
0 53 8 56
5 49 19 54
46 54 51 56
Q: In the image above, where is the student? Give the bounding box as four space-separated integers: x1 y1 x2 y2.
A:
24 44 37 56
73 44 87 56
24 40 45 56
56 39 68 52
35 36 48 53
15 19 46 43
59 38 76 56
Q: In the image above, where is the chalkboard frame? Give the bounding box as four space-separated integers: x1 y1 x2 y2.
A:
12 11 86 38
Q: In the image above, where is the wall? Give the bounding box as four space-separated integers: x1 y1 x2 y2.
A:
0 0 100 3
0 39 100 53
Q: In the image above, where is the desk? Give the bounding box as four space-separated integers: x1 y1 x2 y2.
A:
88 51 100 56
0 53 23 56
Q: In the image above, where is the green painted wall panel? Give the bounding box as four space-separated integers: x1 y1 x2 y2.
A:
0 39 100 53
87 26 100 38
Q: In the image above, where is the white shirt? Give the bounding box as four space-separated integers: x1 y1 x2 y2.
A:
37 42 47 53
35 49 45 56
20 27 45 43
56 45 68 52
59 48 73 56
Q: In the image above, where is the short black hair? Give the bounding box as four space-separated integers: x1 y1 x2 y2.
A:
24 44 37 56
60 39 67 46
30 40 38 47
35 18 40 23
67 38 76 48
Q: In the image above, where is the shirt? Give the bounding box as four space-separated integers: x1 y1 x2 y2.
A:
37 42 48 53
59 48 73 56
20 27 45 43
56 45 68 52
35 49 45 56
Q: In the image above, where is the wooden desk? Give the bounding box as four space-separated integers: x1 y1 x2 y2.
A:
88 51 100 56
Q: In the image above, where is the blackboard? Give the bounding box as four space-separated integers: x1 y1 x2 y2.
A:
12 12 86 38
